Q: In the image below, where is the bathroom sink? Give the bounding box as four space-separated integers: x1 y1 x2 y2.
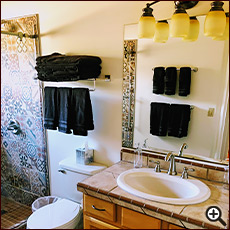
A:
117 168 210 205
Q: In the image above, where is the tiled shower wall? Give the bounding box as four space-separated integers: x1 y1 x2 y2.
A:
1 15 49 206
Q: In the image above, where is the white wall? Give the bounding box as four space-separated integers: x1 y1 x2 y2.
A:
125 21 229 159
1 1 147 196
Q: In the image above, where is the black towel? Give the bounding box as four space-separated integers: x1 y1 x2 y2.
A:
56 88 72 134
71 88 94 136
150 102 170 136
35 53 102 81
44 87 58 130
153 67 165 94
36 53 102 65
179 67 191 96
165 67 177 95
168 104 191 138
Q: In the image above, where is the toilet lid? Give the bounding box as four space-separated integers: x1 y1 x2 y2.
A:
27 199 81 229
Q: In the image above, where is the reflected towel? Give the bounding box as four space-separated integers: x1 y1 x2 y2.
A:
179 67 191 96
165 67 177 95
153 67 165 94
150 102 170 136
168 104 191 138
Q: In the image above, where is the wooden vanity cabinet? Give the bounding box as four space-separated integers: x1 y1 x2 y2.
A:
83 195 184 229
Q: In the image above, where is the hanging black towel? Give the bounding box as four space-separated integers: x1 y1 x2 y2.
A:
56 88 72 134
44 87 58 130
71 88 94 136
179 67 191 96
165 67 177 95
153 67 165 94
150 102 170 136
168 104 191 138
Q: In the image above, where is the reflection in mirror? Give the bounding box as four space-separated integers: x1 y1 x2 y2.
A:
122 16 229 164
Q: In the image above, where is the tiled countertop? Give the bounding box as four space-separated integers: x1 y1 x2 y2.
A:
77 161 229 229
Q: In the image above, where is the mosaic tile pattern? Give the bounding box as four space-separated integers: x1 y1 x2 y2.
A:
1 15 49 206
122 40 137 147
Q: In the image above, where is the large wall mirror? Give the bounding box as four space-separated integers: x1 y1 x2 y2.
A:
122 16 229 164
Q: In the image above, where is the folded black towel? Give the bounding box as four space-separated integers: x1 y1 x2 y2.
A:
179 67 191 96
150 102 170 136
56 88 72 134
36 53 102 65
71 88 94 136
44 87 58 130
35 53 102 82
165 67 177 95
168 104 191 138
153 67 165 94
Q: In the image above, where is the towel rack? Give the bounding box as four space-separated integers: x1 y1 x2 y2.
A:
41 75 111 92
152 67 198 72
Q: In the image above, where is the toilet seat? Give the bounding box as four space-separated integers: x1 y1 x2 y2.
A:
27 199 82 229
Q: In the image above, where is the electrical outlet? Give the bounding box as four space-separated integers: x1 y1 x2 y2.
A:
208 108 215 117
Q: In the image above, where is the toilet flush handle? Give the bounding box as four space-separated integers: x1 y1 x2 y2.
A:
58 169 66 174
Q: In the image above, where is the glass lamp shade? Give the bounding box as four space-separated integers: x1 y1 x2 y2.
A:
204 11 226 37
138 16 156 39
170 13 190 37
183 17 200 42
153 21 169 43
213 14 229 40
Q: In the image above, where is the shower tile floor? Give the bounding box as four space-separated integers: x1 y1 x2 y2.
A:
1 196 32 229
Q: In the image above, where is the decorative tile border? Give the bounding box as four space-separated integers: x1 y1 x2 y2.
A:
121 148 228 183
122 40 137 147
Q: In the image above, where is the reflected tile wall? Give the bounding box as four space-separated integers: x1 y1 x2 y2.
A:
1 15 49 206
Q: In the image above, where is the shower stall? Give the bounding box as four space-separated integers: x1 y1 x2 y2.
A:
1 14 49 228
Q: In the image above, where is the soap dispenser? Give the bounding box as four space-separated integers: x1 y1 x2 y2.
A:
134 143 142 168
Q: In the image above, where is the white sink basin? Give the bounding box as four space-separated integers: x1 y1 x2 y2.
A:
117 168 210 205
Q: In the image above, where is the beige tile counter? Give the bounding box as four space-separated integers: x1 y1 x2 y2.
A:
77 161 229 229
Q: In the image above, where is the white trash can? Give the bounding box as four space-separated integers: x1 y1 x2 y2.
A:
32 196 60 212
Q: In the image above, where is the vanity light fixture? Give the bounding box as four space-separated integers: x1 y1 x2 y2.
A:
153 20 169 43
138 1 159 39
170 1 190 38
182 16 200 42
204 1 226 37
212 12 229 40
138 1 229 42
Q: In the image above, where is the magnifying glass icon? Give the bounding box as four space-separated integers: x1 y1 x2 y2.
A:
206 206 226 227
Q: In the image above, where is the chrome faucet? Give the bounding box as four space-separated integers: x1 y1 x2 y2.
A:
179 143 188 156
165 152 177 175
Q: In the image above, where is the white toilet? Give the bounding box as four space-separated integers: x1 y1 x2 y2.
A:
27 156 106 229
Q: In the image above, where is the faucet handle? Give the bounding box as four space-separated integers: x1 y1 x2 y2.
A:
181 167 195 179
149 160 161 172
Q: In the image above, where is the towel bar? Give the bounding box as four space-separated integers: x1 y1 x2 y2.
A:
152 67 198 72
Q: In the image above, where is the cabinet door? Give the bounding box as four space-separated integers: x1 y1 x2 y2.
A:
84 215 120 229
84 195 116 222
121 207 161 229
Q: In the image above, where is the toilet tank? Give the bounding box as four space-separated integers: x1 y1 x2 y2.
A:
56 155 106 203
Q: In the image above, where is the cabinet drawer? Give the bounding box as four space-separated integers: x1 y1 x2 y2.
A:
121 207 161 229
84 215 120 229
84 195 116 222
